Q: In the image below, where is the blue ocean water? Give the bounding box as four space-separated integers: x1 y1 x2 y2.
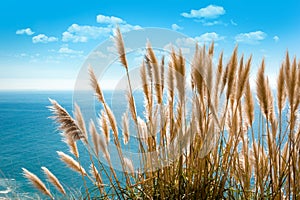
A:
0 90 143 199
0 90 291 199
0 91 75 197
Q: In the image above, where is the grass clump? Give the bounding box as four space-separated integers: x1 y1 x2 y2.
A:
23 28 300 199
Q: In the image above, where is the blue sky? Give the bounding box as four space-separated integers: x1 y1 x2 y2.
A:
0 0 299 90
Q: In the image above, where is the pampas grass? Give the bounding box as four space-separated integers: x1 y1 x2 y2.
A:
56 151 87 176
22 29 300 199
22 168 53 199
41 167 66 195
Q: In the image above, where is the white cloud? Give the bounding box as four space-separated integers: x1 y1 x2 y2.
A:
32 34 58 43
173 32 224 55
175 38 198 47
273 35 279 42
62 24 111 43
171 24 182 31
62 22 141 43
195 32 225 44
118 24 142 32
96 14 124 24
58 45 83 54
230 19 237 26
235 31 267 44
89 50 108 59
181 5 225 19
202 20 225 26
16 28 35 35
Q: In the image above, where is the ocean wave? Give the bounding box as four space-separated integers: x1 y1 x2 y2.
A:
0 179 14 195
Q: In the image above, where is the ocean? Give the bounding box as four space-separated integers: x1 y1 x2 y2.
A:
0 90 145 199
0 91 82 198
0 90 290 199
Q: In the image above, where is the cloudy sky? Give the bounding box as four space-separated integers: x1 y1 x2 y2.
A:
0 0 299 90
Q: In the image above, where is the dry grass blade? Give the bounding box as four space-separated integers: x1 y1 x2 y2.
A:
89 67 105 103
41 167 66 195
115 27 128 69
22 168 53 199
49 98 86 142
57 151 87 176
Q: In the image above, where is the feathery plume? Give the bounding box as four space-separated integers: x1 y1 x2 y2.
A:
236 55 252 101
99 110 110 143
245 81 254 125
226 46 238 100
147 41 162 104
74 103 88 142
89 67 105 103
126 91 137 123
140 61 151 105
22 168 53 199
214 51 223 99
122 112 130 144
124 157 135 174
57 151 87 176
104 104 119 141
209 41 214 57
277 65 286 111
49 98 86 142
41 167 66 195
63 137 79 158
115 27 128 69
89 120 100 156
89 164 103 186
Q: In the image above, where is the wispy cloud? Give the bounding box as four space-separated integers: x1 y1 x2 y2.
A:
96 14 124 24
16 28 35 35
176 32 224 47
62 24 110 43
58 45 83 54
32 34 58 43
195 32 225 44
235 31 266 44
273 35 279 42
181 5 225 19
230 19 237 26
171 24 182 31
201 20 226 26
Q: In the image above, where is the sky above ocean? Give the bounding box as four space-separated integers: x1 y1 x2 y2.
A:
0 0 299 90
